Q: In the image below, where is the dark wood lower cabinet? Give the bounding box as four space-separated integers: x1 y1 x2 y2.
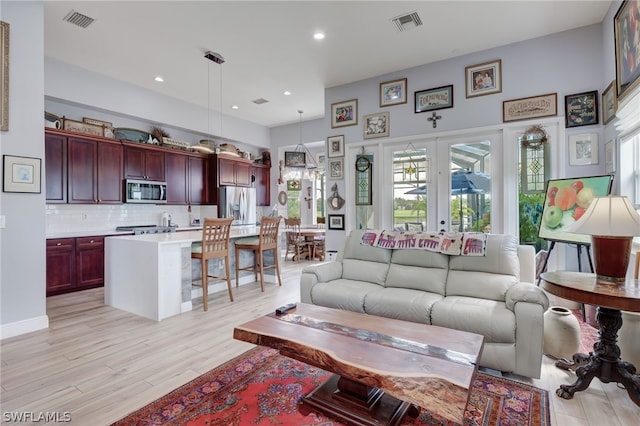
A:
47 236 105 296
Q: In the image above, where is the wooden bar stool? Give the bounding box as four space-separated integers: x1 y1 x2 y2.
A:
191 217 234 311
235 216 282 292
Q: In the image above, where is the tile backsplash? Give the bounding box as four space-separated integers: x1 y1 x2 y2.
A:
45 204 218 234
46 203 275 234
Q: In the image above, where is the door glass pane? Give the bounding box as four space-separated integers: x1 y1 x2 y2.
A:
392 148 428 231
450 141 491 232
518 130 549 251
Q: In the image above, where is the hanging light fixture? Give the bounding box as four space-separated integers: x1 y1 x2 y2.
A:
284 110 318 180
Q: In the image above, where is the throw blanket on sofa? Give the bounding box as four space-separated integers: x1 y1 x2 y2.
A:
360 230 487 256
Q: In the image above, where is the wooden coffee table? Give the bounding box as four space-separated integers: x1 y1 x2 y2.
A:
233 303 484 425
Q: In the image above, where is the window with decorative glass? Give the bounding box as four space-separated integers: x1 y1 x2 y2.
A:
518 125 550 251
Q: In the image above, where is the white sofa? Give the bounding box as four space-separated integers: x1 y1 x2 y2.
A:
300 230 549 378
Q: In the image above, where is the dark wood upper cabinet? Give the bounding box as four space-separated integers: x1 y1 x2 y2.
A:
252 164 271 206
188 156 207 204
165 152 188 204
123 143 166 182
67 136 122 204
45 132 67 203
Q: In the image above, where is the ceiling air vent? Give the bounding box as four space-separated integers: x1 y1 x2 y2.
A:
63 10 95 29
252 98 269 105
390 12 422 32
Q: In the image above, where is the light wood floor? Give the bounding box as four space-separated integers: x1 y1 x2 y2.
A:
1 260 639 425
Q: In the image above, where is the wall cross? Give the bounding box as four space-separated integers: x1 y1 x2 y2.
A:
427 111 442 128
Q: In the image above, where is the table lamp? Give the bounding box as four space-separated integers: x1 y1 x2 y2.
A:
566 195 640 283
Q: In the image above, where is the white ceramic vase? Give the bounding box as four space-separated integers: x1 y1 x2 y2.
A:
618 311 640 368
543 306 581 360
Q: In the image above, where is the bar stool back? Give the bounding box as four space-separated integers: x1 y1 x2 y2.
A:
191 217 234 311
235 216 282 292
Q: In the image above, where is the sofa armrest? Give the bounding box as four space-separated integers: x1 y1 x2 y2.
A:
505 282 549 312
300 262 343 304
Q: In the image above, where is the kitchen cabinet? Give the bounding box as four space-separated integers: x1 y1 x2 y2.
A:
215 155 252 187
45 132 67 203
46 238 76 295
47 236 105 296
252 164 271 206
165 151 209 205
68 136 123 204
124 143 166 181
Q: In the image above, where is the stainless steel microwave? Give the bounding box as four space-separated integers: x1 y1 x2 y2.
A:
125 179 167 204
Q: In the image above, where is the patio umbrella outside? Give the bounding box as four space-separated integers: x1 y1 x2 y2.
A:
451 170 490 231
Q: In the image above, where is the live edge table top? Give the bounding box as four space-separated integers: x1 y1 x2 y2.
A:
233 303 484 424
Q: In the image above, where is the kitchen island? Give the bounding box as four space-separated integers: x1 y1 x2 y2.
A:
105 226 275 321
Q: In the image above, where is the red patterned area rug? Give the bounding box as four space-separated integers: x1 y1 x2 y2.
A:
112 347 550 426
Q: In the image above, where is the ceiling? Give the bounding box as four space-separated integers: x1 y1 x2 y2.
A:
43 1 612 128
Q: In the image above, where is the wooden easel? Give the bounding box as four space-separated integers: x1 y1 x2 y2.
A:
536 240 593 321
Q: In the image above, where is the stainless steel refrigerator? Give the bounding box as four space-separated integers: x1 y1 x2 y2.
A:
219 186 257 225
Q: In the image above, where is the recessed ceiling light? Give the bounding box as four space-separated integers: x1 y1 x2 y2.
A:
154 76 164 82
283 91 292 96
313 32 325 40
231 105 239 110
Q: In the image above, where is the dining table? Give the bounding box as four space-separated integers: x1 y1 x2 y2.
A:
294 228 326 261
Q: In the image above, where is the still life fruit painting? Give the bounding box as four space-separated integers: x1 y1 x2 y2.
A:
538 175 613 244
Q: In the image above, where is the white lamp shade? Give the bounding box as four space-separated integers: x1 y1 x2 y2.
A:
565 195 640 237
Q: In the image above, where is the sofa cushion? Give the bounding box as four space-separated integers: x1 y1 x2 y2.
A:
446 234 520 301
431 296 516 344
310 279 379 313
364 288 442 324
387 250 449 294
343 230 392 263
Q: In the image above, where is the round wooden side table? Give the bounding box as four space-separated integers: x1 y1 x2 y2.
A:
540 271 640 406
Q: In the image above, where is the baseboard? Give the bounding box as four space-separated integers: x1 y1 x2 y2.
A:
0 315 49 340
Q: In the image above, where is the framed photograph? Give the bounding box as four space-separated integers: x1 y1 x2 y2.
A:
363 112 390 139
601 80 617 125
502 93 557 122
614 0 640 100
284 151 306 167
538 175 613 244
3 155 41 193
1 21 9 131
328 214 345 231
379 78 407 107
414 85 454 113
565 90 598 128
331 99 358 128
327 158 344 180
465 59 502 98
327 135 344 158
286 179 301 191
63 118 104 137
569 133 599 166
83 117 113 127
315 152 325 168
605 139 616 173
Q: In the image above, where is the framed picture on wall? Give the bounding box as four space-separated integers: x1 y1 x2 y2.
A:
614 0 640 100
568 133 599 166
328 214 345 230
565 90 598 128
503 93 557 122
379 78 407 107
3 155 41 193
601 80 617 125
331 99 358 128
465 59 502 98
414 85 454 113
363 112 389 139
327 135 344 158
327 158 344 180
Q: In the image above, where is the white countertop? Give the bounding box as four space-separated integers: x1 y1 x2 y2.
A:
104 226 261 244
46 226 204 239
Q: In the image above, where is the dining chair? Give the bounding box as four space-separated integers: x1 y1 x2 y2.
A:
284 217 307 262
313 217 326 260
191 217 234 311
235 216 282 292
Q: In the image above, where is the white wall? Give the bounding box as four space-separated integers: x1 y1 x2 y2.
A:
0 1 49 338
45 58 271 149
